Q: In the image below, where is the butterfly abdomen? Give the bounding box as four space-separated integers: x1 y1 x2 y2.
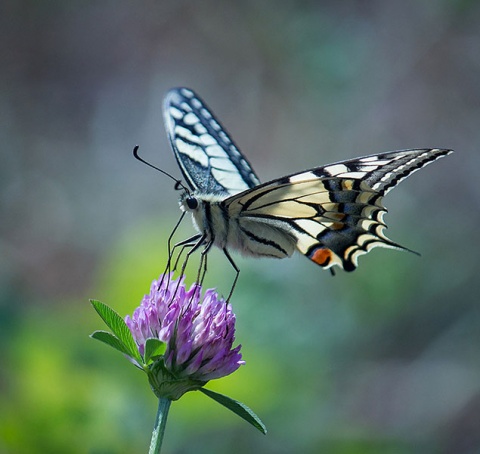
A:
183 194 297 259
235 218 297 258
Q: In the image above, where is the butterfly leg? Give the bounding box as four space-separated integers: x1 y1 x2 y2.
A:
165 233 207 300
171 233 203 273
165 212 186 272
178 234 210 303
177 233 207 280
198 252 207 286
196 239 215 287
222 248 239 302
158 234 202 292
159 212 189 289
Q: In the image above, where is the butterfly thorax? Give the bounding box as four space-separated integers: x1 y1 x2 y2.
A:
179 191 298 258
179 191 230 248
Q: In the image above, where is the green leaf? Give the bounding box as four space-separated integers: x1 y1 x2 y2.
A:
144 338 167 364
90 299 141 363
90 330 133 356
199 388 267 435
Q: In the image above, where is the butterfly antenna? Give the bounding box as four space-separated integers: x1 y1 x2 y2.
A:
133 145 188 192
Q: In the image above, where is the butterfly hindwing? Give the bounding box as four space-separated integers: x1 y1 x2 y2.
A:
226 148 451 271
163 88 260 195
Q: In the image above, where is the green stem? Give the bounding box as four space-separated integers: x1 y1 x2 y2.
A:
149 397 171 454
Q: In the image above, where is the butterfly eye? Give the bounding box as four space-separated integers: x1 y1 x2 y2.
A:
186 197 198 210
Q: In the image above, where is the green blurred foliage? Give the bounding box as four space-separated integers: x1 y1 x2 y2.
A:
2 1 480 453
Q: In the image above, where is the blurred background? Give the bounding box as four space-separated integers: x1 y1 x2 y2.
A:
1 1 479 453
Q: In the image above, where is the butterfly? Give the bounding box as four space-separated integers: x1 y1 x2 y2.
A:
153 87 451 295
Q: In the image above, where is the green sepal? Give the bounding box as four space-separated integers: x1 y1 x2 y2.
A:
144 338 167 364
148 361 206 400
90 299 141 363
199 388 267 435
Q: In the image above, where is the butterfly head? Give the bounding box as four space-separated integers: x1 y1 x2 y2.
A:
179 190 228 213
178 191 207 236
181 194 199 211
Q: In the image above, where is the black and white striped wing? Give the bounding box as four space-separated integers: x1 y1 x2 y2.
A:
227 148 452 271
163 87 260 195
321 149 451 196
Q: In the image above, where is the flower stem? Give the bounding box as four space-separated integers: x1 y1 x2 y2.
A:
149 397 171 454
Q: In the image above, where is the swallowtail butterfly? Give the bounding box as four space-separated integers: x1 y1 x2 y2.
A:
158 87 451 290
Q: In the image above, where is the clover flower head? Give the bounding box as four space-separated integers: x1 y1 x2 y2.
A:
125 274 244 397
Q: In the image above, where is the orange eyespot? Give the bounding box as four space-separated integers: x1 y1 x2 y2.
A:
310 248 333 267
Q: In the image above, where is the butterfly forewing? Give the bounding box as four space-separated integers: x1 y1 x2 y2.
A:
316 148 451 196
163 88 260 195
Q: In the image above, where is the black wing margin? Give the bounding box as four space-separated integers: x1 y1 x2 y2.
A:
315 148 453 196
163 88 260 195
